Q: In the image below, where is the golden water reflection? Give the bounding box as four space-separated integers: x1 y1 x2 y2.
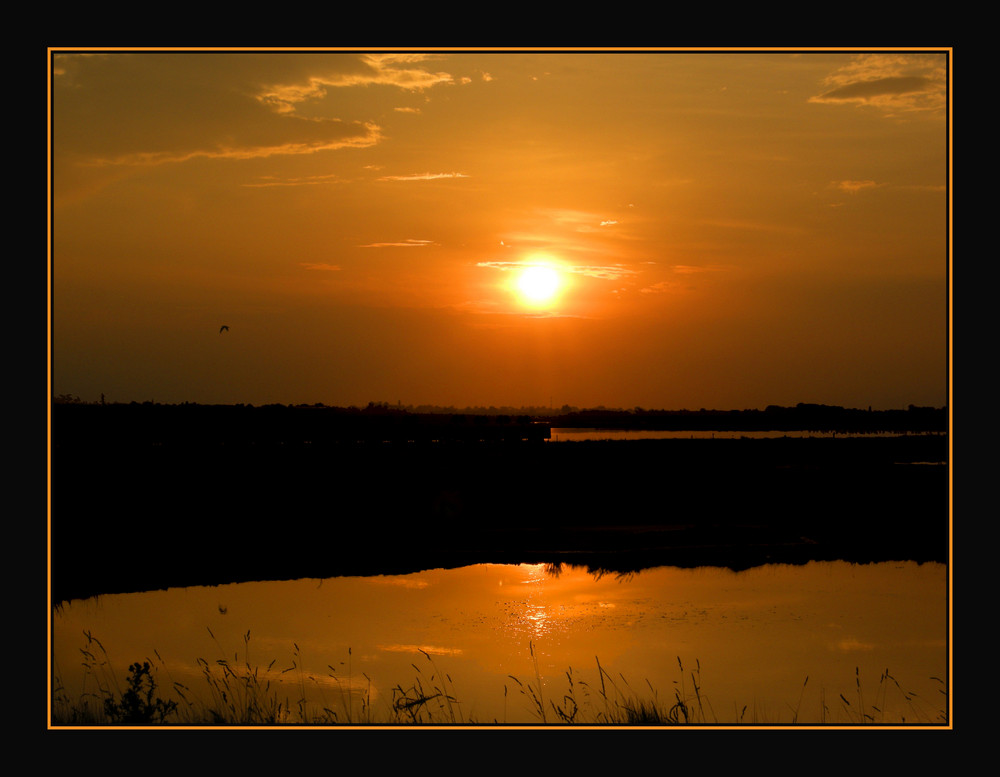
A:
52 560 948 726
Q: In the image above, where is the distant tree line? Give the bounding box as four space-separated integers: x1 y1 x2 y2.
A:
547 403 946 433
51 399 946 446
50 401 548 447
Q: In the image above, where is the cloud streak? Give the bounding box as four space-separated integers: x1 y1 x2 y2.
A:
361 239 437 248
376 172 470 182
244 173 345 188
833 180 880 195
477 260 636 280
816 76 932 102
255 54 456 115
88 122 382 167
809 53 946 114
58 52 457 171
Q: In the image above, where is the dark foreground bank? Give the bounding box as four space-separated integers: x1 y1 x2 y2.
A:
51 408 948 602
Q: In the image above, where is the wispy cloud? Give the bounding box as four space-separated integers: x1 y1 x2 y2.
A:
476 261 521 271
832 180 880 195
637 265 726 293
640 281 675 294
670 264 727 275
536 207 628 234
809 53 947 114
571 264 637 280
256 53 455 115
817 76 932 102
361 239 437 248
90 122 382 167
477 260 636 280
635 265 729 294
245 173 344 188
832 637 876 653
59 54 456 173
521 310 590 319
377 172 470 182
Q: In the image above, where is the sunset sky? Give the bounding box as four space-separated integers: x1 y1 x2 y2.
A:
50 49 950 410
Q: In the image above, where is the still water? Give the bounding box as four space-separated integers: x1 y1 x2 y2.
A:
547 429 935 442
52 561 948 726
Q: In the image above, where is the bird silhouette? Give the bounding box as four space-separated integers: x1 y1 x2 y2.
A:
219 325 230 334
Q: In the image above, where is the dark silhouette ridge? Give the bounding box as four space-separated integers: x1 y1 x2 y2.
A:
52 402 550 445
51 400 946 444
548 403 947 435
50 402 948 603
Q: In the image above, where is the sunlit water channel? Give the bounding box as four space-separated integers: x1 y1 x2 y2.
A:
52 560 948 726
547 429 943 442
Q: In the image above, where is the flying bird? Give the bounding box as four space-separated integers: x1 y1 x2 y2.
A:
219 325 230 334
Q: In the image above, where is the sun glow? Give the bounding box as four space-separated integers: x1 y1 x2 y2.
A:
515 264 563 307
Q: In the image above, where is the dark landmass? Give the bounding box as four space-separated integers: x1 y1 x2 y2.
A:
53 397 948 435
547 403 946 434
50 403 949 603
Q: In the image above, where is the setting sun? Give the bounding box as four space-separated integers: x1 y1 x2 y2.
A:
516 265 562 307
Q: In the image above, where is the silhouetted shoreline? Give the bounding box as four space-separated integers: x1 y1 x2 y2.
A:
50 403 949 603
52 399 947 441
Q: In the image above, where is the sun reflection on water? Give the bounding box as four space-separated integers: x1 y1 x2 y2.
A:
497 563 592 642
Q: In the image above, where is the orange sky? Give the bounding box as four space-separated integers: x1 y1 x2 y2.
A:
50 49 950 410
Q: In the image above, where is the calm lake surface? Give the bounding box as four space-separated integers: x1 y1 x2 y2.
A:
52 560 948 726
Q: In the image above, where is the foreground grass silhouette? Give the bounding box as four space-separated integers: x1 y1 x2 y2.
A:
51 630 949 727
